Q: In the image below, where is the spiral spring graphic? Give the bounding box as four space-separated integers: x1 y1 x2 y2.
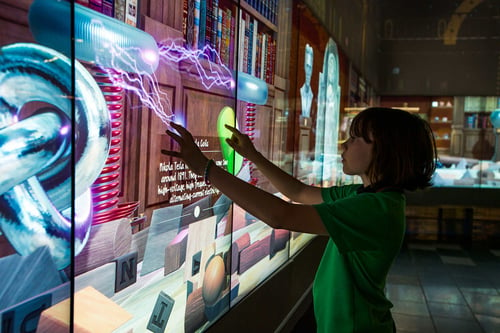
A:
88 66 125 223
245 103 258 185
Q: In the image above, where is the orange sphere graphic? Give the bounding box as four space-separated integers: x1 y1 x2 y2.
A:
202 255 226 306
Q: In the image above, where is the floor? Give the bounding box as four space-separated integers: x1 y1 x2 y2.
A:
388 242 500 333
292 242 500 332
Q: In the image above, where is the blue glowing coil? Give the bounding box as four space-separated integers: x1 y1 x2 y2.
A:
0 112 67 196
28 0 160 74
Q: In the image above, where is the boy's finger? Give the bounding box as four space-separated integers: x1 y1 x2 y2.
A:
169 122 181 129
161 149 180 158
166 129 183 143
170 122 195 140
224 124 240 134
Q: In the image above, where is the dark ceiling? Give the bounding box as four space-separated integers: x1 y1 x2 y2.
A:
374 0 500 95
378 0 500 41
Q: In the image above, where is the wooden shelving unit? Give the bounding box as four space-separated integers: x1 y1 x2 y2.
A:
429 97 454 151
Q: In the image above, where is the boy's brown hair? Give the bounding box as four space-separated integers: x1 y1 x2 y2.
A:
350 107 437 191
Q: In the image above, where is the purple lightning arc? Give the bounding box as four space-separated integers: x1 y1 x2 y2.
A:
158 39 234 90
99 38 235 126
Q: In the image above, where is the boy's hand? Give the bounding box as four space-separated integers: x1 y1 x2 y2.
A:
161 122 209 176
224 124 260 161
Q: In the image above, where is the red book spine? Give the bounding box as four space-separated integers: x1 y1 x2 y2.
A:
89 0 103 12
102 0 114 17
76 0 90 7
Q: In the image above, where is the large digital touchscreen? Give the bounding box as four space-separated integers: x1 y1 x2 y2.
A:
0 1 347 332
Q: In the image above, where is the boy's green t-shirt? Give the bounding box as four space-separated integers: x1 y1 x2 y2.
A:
313 184 406 333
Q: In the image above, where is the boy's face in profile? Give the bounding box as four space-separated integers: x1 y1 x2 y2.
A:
341 133 374 185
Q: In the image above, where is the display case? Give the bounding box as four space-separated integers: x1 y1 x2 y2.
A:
429 97 453 152
462 96 496 159
432 96 500 188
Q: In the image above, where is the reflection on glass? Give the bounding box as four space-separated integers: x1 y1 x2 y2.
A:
434 97 500 188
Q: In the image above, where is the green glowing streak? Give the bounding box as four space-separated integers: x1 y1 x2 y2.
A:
217 106 243 175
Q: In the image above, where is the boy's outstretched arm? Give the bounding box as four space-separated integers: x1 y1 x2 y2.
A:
161 122 327 235
224 125 323 205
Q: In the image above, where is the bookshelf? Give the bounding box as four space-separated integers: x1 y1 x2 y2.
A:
240 0 277 84
429 97 453 151
76 0 138 26
179 0 278 85
463 96 496 129
461 96 496 159
240 1 277 32
464 112 492 129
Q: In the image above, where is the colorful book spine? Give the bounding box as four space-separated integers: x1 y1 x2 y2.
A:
255 33 262 78
114 0 126 21
198 0 207 50
247 18 254 74
237 9 245 72
251 18 258 77
243 12 250 74
467 115 477 128
76 0 90 7
182 0 188 38
274 0 278 24
176 0 281 77
271 0 276 24
270 38 275 84
260 33 267 81
224 7 233 68
220 9 228 66
267 34 274 83
102 0 114 17
264 33 269 82
211 0 219 59
205 0 213 51
216 5 223 57
480 115 487 128
185 0 195 49
229 7 235 69
263 0 268 21
125 0 138 27
89 0 102 12
193 0 200 49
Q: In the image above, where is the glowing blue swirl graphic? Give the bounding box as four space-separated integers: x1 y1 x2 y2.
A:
0 43 110 269
29 0 160 74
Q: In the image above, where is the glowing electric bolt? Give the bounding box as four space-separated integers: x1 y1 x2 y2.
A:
98 39 239 127
99 62 173 125
158 40 234 91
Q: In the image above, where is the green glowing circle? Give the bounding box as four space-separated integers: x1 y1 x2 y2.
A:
217 106 243 175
